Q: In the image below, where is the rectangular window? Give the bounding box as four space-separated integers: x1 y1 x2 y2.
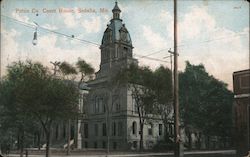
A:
118 122 123 136
95 124 98 136
159 124 163 136
113 142 117 150
148 124 153 135
103 103 106 113
102 141 106 148
99 98 103 113
116 102 120 111
95 97 99 113
85 142 88 148
103 123 107 136
132 96 138 113
133 141 137 149
94 142 97 148
112 122 116 136
123 47 128 56
91 99 95 113
63 124 66 138
84 123 88 138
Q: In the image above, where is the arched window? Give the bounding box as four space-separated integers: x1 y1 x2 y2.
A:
148 123 153 135
132 121 137 135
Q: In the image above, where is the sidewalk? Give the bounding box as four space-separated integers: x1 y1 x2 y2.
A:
4 150 236 157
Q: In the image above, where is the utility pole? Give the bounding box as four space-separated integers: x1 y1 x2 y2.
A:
173 0 183 156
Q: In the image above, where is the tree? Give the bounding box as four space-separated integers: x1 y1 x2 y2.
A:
115 64 172 150
179 61 233 149
152 66 173 125
0 63 41 157
76 58 95 88
57 59 94 152
1 60 79 157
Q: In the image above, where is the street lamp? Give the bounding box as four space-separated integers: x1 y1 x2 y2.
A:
32 22 38 46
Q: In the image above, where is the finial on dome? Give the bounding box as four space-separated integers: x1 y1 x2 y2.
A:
112 1 121 19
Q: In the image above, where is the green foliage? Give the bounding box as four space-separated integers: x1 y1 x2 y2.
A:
179 61 233 139
115 64 173 150
153 66 172 104
59 61 77 76
0 60 79 156
76 58 94 78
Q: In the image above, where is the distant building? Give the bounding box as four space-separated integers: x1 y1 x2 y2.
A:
79 2 165 150
233 69 250 157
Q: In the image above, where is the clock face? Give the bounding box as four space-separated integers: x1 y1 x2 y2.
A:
121 32 127 41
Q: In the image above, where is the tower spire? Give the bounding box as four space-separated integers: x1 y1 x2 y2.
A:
112 1 121 19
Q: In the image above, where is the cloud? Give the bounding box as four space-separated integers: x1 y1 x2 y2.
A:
178 6 216 42
12 12 33 25
1 28 21 76
42 24 58 30
142 25 166 49
81 16 101 33
60 10 78 28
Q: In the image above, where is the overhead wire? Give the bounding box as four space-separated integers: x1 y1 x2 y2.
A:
1 14 248 63
1 14 170 63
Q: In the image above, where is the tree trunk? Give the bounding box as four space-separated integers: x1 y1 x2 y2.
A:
67 119 71 155
20 129 24 157
17 132 20 150
187 130 192 150
45 131 51 157
206 135 210 150
197 133 201 150
139 123 144 150
75 119 78 149
38 131 41 150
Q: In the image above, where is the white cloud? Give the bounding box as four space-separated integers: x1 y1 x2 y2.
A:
81 16 101 33
1 28 21 76
178 6 216 42
60 10 78 28
142 25 166 49
42 24 58 30
12 12 33 25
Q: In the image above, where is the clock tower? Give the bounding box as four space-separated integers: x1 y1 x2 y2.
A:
96 2 138 78
84 2 165 150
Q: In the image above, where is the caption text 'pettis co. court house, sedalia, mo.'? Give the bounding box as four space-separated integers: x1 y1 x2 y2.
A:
15 7 109 14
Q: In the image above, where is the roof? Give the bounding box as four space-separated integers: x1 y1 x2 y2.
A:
101 2 132 46
112 2 121 12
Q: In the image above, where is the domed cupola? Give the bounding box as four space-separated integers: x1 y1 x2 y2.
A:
97 1 138 79
101 1 132 47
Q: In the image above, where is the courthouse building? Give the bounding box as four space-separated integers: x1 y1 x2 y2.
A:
79 2 165 150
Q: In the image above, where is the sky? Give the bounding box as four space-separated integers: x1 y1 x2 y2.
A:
1 0 249 90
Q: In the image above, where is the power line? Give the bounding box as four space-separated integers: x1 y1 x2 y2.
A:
134 54 169 63
177 33 248 49
1 14 247 64
1 14 170 63
138 48 169 58
1 14 100 47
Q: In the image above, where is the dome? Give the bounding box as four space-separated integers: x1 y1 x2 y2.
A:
101 2 132 47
